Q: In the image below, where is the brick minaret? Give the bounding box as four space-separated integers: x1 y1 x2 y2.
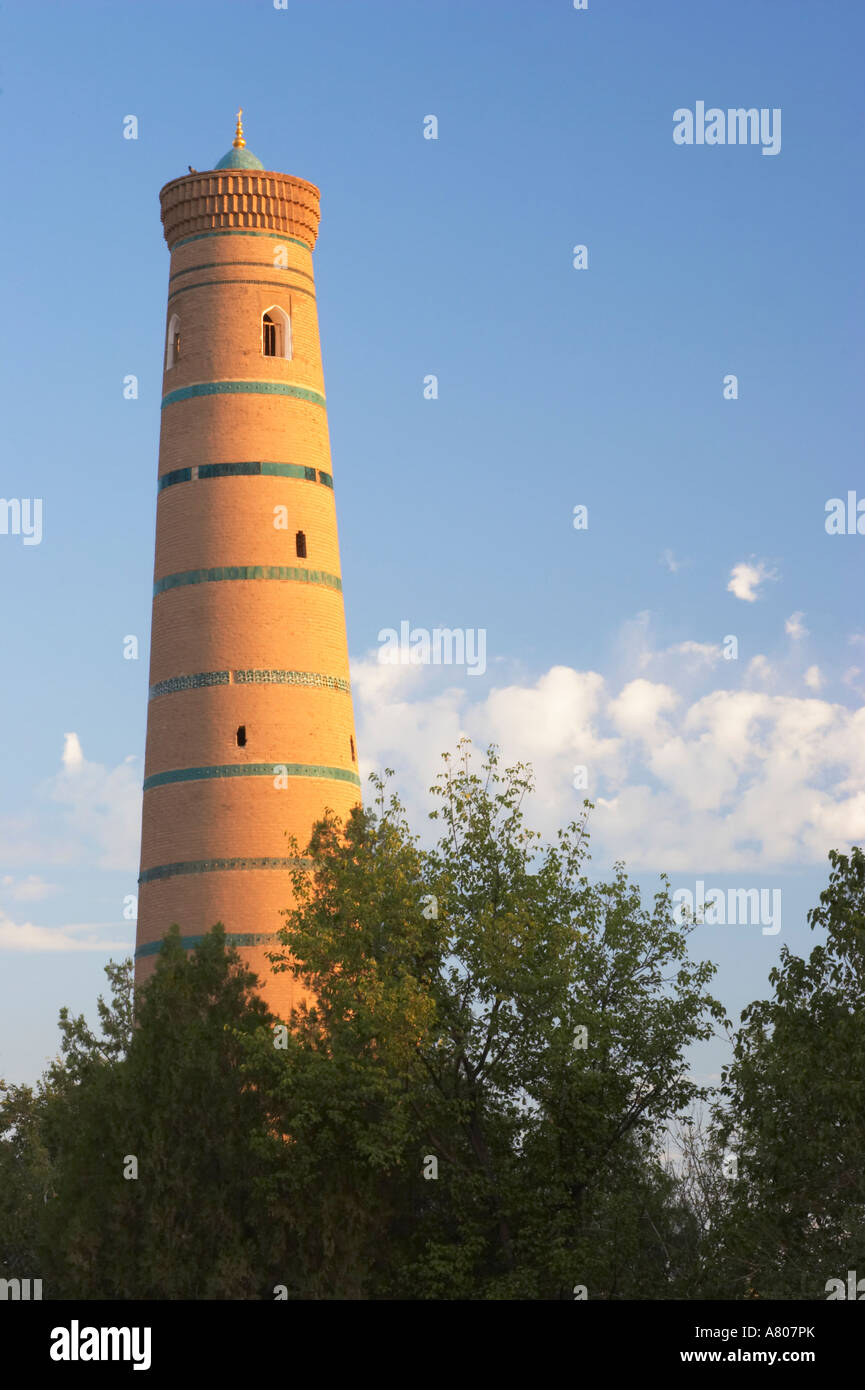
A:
135 113 360 1017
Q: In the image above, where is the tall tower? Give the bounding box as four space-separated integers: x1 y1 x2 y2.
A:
135 113 360 1018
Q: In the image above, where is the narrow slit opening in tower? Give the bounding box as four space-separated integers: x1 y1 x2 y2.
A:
236 725 247 748
350 735 356 762
166 314 181 369
295 530 307 559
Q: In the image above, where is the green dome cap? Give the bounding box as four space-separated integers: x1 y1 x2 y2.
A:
214 109 264 171
214 146 264 170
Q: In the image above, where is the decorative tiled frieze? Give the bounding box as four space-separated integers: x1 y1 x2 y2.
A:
153 565 342 597
158 461 333 491
148 668 351 700
161 381 326 410
159 467 194 490
149 671 231 698
135 930 278 959
233 668 350 691
143 762 361 791
203 460 313 482
139 855 310 884
172 229 311 253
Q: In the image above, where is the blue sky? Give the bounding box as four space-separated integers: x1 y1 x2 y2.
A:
1 0 863 1088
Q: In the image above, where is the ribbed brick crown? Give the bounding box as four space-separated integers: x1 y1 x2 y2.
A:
160 170 321 251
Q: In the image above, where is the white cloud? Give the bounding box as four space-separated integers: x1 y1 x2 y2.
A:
615 618 725 682
727 560 778 603
804 665 823 691
62 732 84 771
0 736 139 951
785 611 809 640
351 649 865 873
0 738 141 874
746 654 773 686
0 908 129 953
608 678 678 741
661 549 685 574
0 874 57 903
47 740 141 872
668 641 722 669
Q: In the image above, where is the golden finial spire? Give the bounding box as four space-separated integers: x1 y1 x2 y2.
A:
233 108 246 149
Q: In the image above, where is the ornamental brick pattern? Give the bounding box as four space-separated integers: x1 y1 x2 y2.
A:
160 171 321 251
135 152 359 1019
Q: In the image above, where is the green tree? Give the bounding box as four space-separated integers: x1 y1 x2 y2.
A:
713 847 865 1299
266 742 725 1298
2 931 298 1299
2 743 734 1300
0 958 133 1288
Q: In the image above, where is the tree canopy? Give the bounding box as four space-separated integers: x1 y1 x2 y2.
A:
1 745 860 1300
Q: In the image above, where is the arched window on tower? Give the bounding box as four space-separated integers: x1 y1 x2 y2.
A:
261 305 291 360
166 313 181 369
236 725 247 748
295 530 307 559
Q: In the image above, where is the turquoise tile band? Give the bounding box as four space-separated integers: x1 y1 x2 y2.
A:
135 930 278 959
233 667 349 691
173 229 311 252
149 671 230 697
167 278 315 306
153 565 342 597
149 668 351 699
158 461 334 492
143 762 361 791
161 381 326 409
169 260 315 287
139 855 310 884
